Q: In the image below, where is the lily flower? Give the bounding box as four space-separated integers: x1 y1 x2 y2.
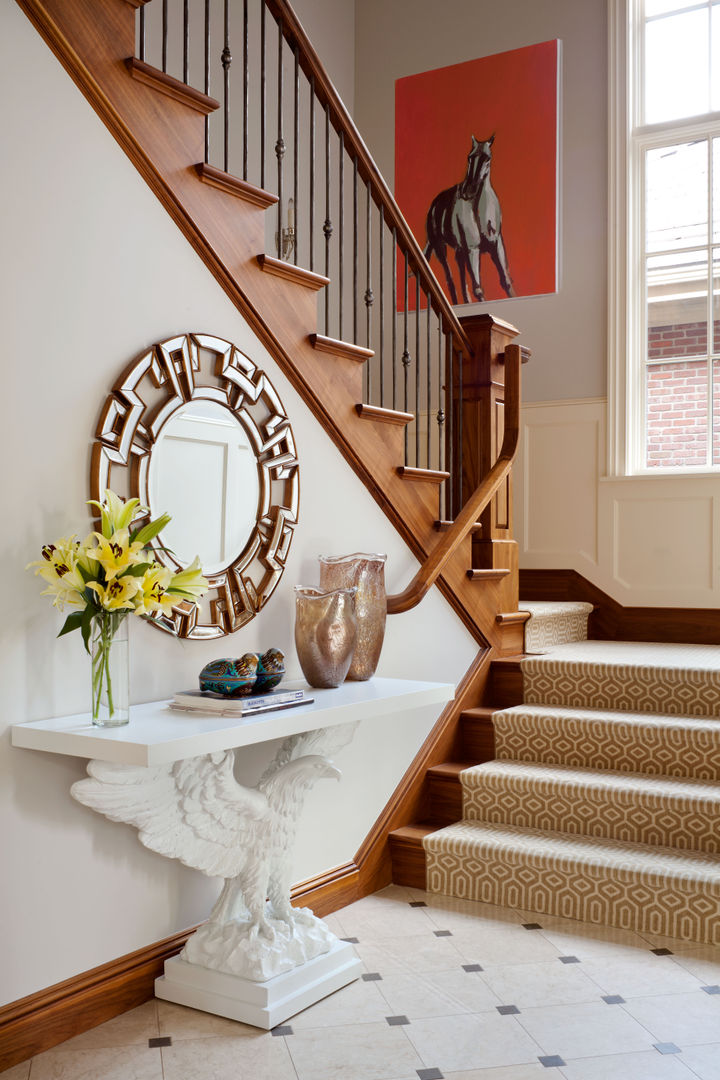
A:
88 489 145 539
134 565 177 616
87 576 141 611
26 536 88 609
167 556 209 601
91 529 146 581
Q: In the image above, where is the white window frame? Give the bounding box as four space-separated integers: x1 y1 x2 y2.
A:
609 0 720 475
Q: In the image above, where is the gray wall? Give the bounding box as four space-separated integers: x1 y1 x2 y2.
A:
353 0 608 403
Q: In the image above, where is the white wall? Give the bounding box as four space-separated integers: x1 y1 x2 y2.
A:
0 3 476 1007
353 0 608 406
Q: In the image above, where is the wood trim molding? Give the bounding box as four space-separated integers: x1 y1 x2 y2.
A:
308 333 374 362
520 567 720 644
0 929 193 1071
256 254 330 291
124 58 220 113
355 403 414 426
195 163 278 207
397 466 451 484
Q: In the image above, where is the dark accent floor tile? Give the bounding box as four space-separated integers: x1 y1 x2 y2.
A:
409 901 428 908
559 955 580 964
538 1055 566 1068
462 963 484 972
362 972 383 982
341 937 360 944
417 1070 444 1080
701 984 720 994
148 1037 172 1048
496 1004 520 1015
523 922 543 930
271 1025 294 1037
654 1043 682 1055
434 930 453 937
651 947 674 956
386 1015 410 1026
602 994 625 1004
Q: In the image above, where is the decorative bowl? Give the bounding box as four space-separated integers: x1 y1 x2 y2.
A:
199 654 259 697
253 648 285 693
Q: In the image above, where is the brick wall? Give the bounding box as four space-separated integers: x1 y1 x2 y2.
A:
645 320 719 468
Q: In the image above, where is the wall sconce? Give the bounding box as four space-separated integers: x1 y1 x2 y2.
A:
276 198 295 261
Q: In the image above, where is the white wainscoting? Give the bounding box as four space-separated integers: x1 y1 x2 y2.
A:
515 398 720 607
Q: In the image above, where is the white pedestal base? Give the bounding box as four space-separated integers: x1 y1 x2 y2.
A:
155 940 362 1029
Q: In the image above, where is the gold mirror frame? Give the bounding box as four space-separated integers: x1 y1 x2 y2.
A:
90 333 299 639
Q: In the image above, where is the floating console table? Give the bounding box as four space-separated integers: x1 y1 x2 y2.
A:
12 677 453 1028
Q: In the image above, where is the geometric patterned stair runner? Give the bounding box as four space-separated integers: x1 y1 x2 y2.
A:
424 618 720 944
520 600 593 652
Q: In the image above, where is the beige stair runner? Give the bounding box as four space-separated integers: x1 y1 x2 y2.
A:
424 604 720 944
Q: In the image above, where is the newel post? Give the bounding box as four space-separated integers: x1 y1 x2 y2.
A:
454 313 527 610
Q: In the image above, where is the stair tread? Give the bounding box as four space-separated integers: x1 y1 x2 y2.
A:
523 639 720 671
462 759 720 803
519 601 594 617
428 762 472 780
390 823 437 841
495 702 720 729
424 820 720 881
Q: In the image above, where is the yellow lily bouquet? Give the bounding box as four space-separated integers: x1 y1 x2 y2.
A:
27 490 208 727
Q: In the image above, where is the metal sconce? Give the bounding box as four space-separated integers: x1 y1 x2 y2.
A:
276 198 296 261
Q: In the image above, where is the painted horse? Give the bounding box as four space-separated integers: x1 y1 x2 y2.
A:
424 135 515 304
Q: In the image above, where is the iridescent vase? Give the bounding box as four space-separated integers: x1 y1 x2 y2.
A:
294 586 357 688
318 553 387 681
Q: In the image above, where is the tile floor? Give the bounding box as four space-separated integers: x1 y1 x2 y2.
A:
6 885 720 1080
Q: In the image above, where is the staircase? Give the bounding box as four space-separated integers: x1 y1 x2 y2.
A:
392 603 720 946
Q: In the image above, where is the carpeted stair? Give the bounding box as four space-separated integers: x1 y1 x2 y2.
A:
424 603 720 944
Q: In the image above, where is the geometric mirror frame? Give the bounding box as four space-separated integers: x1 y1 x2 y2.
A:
90 332 299 639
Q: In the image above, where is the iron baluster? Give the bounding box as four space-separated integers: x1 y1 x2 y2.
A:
183 0 189 84
309 77 315 273
379 204 384 408
338 131 344 340
392 227 397 412
353 156 358 345
402 252 410 461
162 0 168 73
260 3 266 189
276 17 285 259
437 317 445 516
364 182 374 400
293 45 299 265
457 347 463 518
222 0 231 174
415 272 421 466
323 104 332 334
139 3 146 62
204 0 210 163
243 0 248 181
426 291 431 471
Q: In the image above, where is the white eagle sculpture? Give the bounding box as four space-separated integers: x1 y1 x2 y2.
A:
72 724 356 981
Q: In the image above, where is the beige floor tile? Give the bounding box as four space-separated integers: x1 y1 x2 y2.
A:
443 1068 550 1080
379 932 468 973
581 954 703 998
42 1002 158 1052
161 1034 296 1080
348 939 415 976
422 894 525 932
480 959 601 1008
669 944 720 983
157 1000 257 1040
621 990 720 1046
335 895 437 939
0 1063 30 1080
403 1011 541 1072
516 1001 653 1059
289 976 391 1028
28 1045 163 1080
320 912 347 937
678 1042 720 1079
373 969 477 1019
558 1050 696 1079
536 922 652 963
418 967 502 1013
286 1021 424 1080
450 924 563 966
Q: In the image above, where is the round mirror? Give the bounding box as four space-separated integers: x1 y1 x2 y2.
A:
149 399 260 576
90 333 299 639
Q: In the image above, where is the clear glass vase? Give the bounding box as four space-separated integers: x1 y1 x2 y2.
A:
319 554 387 680
90 612 130 727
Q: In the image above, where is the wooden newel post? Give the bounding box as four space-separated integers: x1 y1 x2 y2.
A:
454 313 527 607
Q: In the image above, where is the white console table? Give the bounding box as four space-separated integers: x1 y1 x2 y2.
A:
12 677 453 1028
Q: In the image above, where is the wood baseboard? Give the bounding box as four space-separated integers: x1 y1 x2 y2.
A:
520 568 720 644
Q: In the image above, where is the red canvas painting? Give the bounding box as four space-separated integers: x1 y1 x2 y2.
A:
395 40 559 307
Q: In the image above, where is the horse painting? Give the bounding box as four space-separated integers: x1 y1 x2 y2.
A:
424 135 515 304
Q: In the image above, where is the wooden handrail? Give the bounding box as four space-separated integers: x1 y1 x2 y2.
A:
265 0 473 359
386 343 522 614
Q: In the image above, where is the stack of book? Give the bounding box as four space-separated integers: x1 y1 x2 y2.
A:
170 687 312 718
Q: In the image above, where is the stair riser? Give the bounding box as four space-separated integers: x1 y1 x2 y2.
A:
427 776 463 826
525 612 591 653
424 846 720 945
459 716 496 763
493 713 720 781
462 785 720 854
523 664 720 719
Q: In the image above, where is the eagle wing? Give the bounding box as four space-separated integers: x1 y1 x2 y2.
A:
71 751 270 879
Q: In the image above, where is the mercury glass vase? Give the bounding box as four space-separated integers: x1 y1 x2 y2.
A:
90 612 130 727
294 586 357 689
318 553 387 681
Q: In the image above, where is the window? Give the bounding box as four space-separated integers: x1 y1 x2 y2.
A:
610 0 720 472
